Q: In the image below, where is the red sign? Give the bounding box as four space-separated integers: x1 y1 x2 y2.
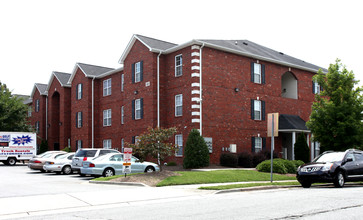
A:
124 148 132 163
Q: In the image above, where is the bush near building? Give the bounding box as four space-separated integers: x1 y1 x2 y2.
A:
220 153 238 167
256 159 304 174
183 129 210 169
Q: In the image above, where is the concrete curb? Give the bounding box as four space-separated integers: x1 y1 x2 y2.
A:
89 180 149 187
214 185 300 194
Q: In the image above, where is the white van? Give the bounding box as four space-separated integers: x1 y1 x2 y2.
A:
0 132 37 165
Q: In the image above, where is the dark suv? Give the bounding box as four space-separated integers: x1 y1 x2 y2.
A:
297 149 363 188
71 148 119 174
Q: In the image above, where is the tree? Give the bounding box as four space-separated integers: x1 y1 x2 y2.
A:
307 59 363 152
294 133 310 163
39 139 49 154
127 127 177 170
183 129 210 169
0 81 32 132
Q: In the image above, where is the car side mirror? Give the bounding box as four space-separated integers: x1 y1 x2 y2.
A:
346 158 353 162
135 160 140 163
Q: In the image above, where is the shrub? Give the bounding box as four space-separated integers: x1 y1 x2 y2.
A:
292 160 305 169
166 161 177 166
183 129 210 169
238 151 253 168
276 159 296 174
38 139 48 154
294 133 310 163
252 150 279 167
256 159 288 174
61 146 71 152
220 153 238 167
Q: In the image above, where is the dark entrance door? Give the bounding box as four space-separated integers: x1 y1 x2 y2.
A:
54 143 60 150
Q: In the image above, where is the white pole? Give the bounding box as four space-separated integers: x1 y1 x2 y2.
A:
270 114 274 183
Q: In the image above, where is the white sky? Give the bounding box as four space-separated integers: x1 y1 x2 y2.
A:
1 0 362 95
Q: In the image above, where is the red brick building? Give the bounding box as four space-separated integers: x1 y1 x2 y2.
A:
27 35 325 164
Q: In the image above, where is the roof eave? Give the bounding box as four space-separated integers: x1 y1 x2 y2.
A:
119 35 153 64
278 129 311 133
96 66 124 79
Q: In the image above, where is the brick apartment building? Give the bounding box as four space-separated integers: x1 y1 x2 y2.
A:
27 34 325 164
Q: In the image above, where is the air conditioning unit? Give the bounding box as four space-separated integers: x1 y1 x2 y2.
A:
230 144 237 153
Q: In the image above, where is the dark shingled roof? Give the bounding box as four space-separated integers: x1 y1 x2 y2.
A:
279 114 308 131
136 34 177 51
53 72 71 86
77 63 115 77
35 83 48 94
198 39 326 72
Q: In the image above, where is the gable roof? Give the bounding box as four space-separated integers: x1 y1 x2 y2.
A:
68 63 116 84
119 35 326 73
279 114 309 132
46 71 71 92
30 83 48 98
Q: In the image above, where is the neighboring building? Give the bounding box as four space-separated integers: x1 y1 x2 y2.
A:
27 35 326 164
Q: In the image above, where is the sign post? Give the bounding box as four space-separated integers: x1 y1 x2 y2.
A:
123 148 132 177
267 113 279 183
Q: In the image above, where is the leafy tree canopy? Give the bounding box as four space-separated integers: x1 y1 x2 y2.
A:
0 81 31 132
307 59 363 152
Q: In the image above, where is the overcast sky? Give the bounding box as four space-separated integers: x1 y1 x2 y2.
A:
1 0 362 95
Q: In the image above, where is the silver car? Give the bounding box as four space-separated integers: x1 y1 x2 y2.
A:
80 153 160 177
43 153 75 175
28 151 67 172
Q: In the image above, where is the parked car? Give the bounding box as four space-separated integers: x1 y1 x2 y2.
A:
71 148 120 174
296 149 363 188
80 153 160 177
28 151 67 172
43 152 75 175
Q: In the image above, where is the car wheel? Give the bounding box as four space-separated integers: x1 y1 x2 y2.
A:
334 171 345 188
301 181 311 188
62 165 72 175
40 169 46 173
145 166 155 173
103 168 115 177
7 158 17 166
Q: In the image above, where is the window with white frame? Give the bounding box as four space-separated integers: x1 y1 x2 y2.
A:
76 112 82 128
121 106 124 124
103 109 111 126
76 140 82 149
28 106 32 117
254 137 262 152
35 99 40 112
175 134 183 156
254 63 261 84
135 62 141 83
135 99 141 119
175 94 183 116
77 83 82 100
313 81 320 94
121 138 124 153
103 139 112 149
254 100 261 120
175 55 182 77
103 79 112 96
121 74 124 92
35 121 40 134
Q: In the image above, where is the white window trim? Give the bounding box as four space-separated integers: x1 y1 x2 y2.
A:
103 79 112 96
77 112 82 128
35 99 40 112
103 109 112 126
135 99 141 120
255 137 262 152
254 63 261 84
121 106 124 124
314 81 320 94
175 134 183 156
121 74 124 92
175 94 183 117
77 140 82 150
254 100 261 120
175 54 182 77
135 62 141 83
103 139 112 149
77 84 82 99
35 121 40 133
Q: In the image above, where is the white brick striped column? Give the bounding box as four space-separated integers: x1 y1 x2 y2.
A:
191 45 201 124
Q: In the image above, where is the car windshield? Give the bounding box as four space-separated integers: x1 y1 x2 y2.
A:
314 152 345 163
55 154 68 159
75 150 97 157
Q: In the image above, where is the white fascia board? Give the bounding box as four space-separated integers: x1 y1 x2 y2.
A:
67 63 86 85
45 74 55 94
278 129 311 133
163 40 200 54
96 66 124 79
53 72 71 88
118 35 154 64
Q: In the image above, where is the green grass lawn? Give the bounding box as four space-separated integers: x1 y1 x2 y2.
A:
157 170 296 187
199 181 300 190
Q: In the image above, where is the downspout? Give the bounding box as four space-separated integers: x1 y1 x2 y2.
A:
199 43 205 135
92 77 95 149
45 96 48 140
157 51 162 128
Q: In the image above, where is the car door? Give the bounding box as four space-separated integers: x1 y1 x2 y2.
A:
353 152 363 179
344 153 357 179
130 156 144 173
109 154 124 175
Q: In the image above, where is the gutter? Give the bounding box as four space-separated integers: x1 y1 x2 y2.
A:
45 96 48 140
157 51 162 127
199 43 205 135
92 77 95 149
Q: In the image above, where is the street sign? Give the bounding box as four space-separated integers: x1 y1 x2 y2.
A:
123 148 132 176
267 113 279 137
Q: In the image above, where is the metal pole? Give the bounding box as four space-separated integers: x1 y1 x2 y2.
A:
270 114 274 183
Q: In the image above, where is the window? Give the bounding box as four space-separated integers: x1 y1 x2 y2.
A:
132 98 143 120
251 99 265 120
132 61 143 83
35 99 40 112
28 106 32 117
313 81 321 94
121 106 124 124
252 137 265 153
76 140 83 150
35 121 40 134
103 139 112 149
103 79 112 96
121 74 124 92
121 138 124 153
175 94 183 116
76 112 82 128
103 109 112 126
251 62 265 84
175 134 183 156
175 55 182 76
77 83 82 100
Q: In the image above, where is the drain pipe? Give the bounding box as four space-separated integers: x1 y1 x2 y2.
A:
92 77 95 149
45 96 48 140
157 51 162 128
199 43 205 135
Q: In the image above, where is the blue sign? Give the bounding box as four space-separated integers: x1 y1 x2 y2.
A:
0 135 11 142
12 135 34 146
